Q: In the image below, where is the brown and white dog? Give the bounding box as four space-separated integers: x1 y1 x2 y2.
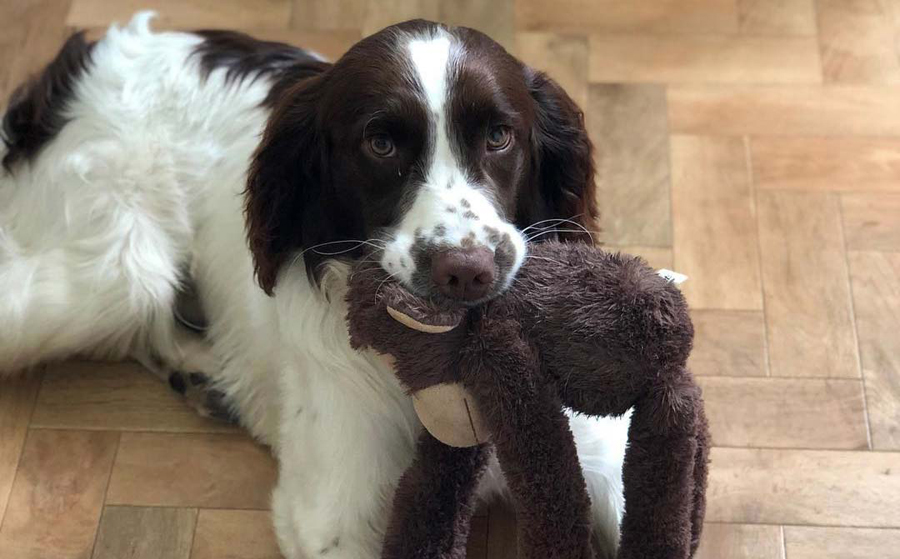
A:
0 13 630 558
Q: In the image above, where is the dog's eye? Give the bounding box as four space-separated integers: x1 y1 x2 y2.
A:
368 134 396 157
486 126 511 151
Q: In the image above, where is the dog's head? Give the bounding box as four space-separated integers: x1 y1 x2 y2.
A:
246 20 596 303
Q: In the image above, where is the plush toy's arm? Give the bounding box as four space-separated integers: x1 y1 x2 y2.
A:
616 370 708 559
381 432 489 559
460 317 595 559
494 243 709 559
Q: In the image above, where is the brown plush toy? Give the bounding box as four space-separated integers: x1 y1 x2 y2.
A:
346 241 710 559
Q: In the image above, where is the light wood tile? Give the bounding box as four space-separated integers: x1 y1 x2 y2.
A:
440 0 515 52
697 377 868 449
516 32 588 110
232 28 360 62
784 526 900 559
31 361 236 433
757 191 859 378
1 0 72 96
516 0 738 34
106 433 276 509
751 136 900 192
738 0 816 35
671 135 763 310
695 523 784 559
817 0 900 84
67 0 292 29
0 376 41 527
589 35 821 84
360 0 437 37
690 310 768 377
0 430 118 559
191 509 280 559
92 506 196 559
707 447 900 526
842 193 900 251
290 0 365 30
465 514 489 559
605 246 673 271
848 251 900 449
669 85 900 136
588 84 672 246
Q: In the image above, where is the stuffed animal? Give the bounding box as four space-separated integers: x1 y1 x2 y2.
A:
346 241 710 559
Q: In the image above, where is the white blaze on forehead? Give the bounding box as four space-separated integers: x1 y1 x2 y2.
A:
407 34 452 113
407 33 458 183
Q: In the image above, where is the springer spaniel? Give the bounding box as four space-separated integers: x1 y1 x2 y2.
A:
0 13 630 558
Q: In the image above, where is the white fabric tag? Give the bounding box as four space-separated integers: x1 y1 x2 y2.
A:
657 269 688 285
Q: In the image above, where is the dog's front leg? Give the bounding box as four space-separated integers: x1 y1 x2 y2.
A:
270 391 418 559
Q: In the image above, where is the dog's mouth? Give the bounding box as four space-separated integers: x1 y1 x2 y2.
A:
352 257 469 329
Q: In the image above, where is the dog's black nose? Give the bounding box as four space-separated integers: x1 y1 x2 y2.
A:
431 247 495 301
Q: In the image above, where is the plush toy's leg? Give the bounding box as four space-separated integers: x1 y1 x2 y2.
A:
381 432 489 559
462 319 595 559
689 403 710 556
617 371 705 559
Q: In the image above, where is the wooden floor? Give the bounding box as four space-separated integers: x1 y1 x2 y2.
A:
2 1 900 558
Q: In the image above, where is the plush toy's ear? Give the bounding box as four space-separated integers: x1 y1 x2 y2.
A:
245 76 327 295
521 69 598 243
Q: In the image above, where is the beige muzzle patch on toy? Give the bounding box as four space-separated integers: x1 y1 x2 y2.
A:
381 306 489 448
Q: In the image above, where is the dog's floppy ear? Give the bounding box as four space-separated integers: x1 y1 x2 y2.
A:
522 70 598 243
245 77 326 295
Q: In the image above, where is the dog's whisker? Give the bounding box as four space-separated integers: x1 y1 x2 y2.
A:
520 217 574 233
525 228 596 243
374 270 401 302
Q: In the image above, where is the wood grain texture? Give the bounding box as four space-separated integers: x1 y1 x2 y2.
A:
67 0 292 29
707 447 900 526
671 135 763 310
588 84 672 246
842 193 900 251
106 433 276 509
359 0 437 36
695 523 784 559
757 191 860 378
516 32 588 109
191 509 281 559
31 361 236 433
848 251 900 450
784 526 900 559
440 0 515 52
751 137 900 191
817 0 900 84
689 310 768 377
697 377 868 449
738 0 816 35
0 376 41 527
92 506 196 559
290 0 364 29
669 85 900 136
0 430 118 559
231 27 361 62
516 0 738 34
588 35 821 84
1 0 72 96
